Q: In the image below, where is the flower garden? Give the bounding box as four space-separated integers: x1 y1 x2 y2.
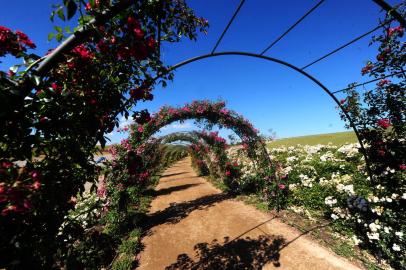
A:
0 0 405 269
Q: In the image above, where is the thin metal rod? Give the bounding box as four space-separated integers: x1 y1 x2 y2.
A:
211 0 246 54
167 51 374 183
260 0 325 55
332 71 404 94
301 24 383 70
372 0 406 28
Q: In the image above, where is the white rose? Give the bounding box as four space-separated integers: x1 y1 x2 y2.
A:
392 244 401 251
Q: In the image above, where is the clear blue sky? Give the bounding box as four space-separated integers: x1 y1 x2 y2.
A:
1 0 400 143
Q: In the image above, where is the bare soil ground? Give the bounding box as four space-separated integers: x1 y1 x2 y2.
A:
137 158 362 270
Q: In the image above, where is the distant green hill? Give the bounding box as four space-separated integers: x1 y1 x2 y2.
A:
267 131 357 148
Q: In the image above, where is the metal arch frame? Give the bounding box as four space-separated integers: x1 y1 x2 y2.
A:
19 0 403 180
27 0 404 77
166 51 374 179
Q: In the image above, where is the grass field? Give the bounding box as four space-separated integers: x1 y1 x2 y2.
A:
267 131 358 148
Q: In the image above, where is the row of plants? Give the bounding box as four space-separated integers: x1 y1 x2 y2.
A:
59 140 188 269
0 0 208 268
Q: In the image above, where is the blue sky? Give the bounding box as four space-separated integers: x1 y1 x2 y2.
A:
1 0 401 144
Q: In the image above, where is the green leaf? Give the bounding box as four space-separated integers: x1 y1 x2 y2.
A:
56 6 65 21
65 0 78 20
47 32 55 41
54 26 63 33
50 11 55 22
56 33 64 42
64 26 71 33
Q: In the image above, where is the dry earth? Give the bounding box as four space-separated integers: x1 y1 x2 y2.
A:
137 157 362 270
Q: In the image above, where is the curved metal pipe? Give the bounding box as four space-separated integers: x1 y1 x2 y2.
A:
167 51 374 181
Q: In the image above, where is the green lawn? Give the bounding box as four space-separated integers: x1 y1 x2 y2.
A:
267 131 357 148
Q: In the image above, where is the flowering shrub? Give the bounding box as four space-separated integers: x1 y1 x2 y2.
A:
0 26 35 59
262 142 405 268
337 6 405 268
0 1 207 268
189 142 211 176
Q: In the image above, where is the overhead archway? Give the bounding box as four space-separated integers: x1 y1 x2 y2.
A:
130 100 274 180
157 51 374 179
160 131 230 181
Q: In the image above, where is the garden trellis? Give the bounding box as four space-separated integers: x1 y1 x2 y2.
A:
16 0 404 182
1 0 404 268
129 100 271 172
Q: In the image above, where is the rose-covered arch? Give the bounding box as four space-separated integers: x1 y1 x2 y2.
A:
158 130 254 191
160 132 214 177
159 131 228 179
130 100 273 176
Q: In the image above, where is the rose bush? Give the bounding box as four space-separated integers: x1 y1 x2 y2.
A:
0 0 207 268
337 5 405 268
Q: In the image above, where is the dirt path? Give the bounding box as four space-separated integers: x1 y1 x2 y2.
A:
138 158 361 270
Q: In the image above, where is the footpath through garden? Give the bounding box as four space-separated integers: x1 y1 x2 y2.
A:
138 157 362 270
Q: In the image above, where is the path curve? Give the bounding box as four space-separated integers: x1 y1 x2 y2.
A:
138 158 362 270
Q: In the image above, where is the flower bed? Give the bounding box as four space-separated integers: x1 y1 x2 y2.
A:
230 142 405 269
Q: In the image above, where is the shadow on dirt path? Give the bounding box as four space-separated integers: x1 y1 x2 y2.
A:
137 158 361 270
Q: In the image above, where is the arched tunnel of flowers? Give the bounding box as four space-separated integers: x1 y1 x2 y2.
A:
158 130 265 192
0 0 404 269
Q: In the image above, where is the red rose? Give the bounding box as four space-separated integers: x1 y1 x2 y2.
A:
146 36 157 52
377 118 391 129
387 25 404 37
85 2 92 11
30 170 40 180
377 79 390 87
51 82 62 93
32 181 41 190
127 16 140 28
72 44 94 60
377 53 385 61
2 161 13 169
96 39 109 53
278 183 286 190
7 70 15 77
133 28 144 40
361 64 373 75
131 43 148 60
